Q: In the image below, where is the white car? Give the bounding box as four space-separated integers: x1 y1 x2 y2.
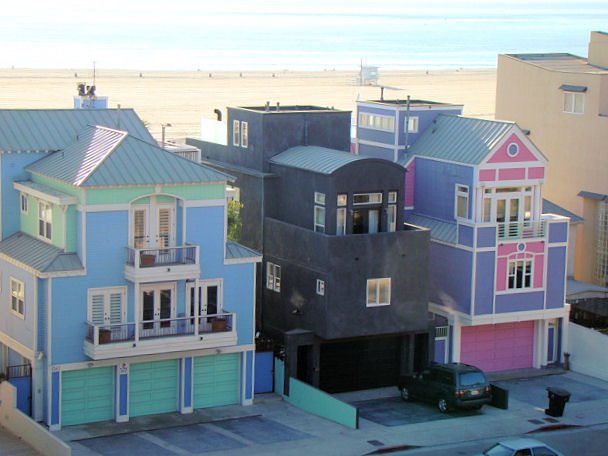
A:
478 438 564 456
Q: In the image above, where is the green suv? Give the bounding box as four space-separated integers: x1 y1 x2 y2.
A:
397 362 492 413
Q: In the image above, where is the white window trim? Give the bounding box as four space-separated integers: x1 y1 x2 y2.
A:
337 194 347 207
507 257 533 290
316 279 325 296
20 193 28 214
563 91 584 114
314 192 326 205
10 277 25 319
366 278 391 307
336 207 346 236
241 121 248 148
387 205 397 232
405 116 419 133
455 184 469 220
38 200 52 241
358 112 395 132
87 287 127 325
314 205 326 233
266 262 281 292
233 120 240 146
353 192 383 205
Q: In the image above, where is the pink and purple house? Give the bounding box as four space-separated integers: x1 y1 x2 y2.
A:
400 114 569 371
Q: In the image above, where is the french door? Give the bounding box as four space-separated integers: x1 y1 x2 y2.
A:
141 283 175 336
132 200 175 250
187 280 222 332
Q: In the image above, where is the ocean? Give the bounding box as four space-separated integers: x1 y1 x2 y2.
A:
2 0 608 71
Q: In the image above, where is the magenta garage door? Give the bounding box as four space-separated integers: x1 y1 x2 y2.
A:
461 321 534 372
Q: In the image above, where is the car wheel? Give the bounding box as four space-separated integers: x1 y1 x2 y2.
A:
437 397 449 413
400 387 410 401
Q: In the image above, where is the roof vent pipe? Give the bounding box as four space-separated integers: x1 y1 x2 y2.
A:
265 101 270 112
213 108 222 121
116 104 121 129
276 102 280 112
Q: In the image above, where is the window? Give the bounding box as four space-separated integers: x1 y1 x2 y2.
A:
563 92 584 114
508 258 533 289
10 278 25 318
233 120 240 146
405 116 419 133
366 278 391 307
337 194 347 207
358 113 395 132
38 200 52 241
314 192 326 233
241 121 248 148
455 185 469 220
316 279 325 296
20 193 28 214
387 205 397 232
266 262 281 292
388 191 397 204
337 207 346 236
353 193 382 205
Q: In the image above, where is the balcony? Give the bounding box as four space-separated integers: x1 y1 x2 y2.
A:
497 220 546 240
83 313 236 360
124 244 199 282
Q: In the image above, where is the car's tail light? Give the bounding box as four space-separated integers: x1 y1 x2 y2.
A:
485 385 491 394
455 390 465 398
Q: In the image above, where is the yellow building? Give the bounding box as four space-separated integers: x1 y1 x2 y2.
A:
496 31 608 288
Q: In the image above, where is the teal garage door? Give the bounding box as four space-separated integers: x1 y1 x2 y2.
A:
61 367 114 426
129 359 178 417
193 353 240 408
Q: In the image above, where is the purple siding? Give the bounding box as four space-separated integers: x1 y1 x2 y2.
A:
474 252 495 315
358 143 394 161
476 226 496 248
458 224 474 247
429 242 472 314
546 246 567 309
548 221 568 243
495 291 544 313
414 159 474 221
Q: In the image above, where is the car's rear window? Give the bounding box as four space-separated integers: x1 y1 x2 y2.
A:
459 371 487 386
483 443 513 456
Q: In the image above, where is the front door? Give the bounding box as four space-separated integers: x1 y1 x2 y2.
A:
141 284 175 337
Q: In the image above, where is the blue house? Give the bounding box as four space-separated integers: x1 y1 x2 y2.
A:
0 109 260 429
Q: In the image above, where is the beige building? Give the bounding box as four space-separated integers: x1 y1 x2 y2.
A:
496 31 608 288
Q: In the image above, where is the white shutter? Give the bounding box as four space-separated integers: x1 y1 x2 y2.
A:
134 209 146 249
90 294 105 325
158 208 171 248
109 292 124 324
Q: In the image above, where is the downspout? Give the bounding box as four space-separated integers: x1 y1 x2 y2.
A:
404 95 411 155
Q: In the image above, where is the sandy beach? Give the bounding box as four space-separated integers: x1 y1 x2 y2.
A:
0 67 496 141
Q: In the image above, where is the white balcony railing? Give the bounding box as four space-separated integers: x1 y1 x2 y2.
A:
126 245 198 269
497 220 546 240
86 312 235 346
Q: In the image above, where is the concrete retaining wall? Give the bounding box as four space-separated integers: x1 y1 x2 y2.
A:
568 322 608 382
0 382 71 456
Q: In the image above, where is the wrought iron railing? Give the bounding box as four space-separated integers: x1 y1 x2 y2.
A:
497 220 546 240
6 364 31 379
125 244 198 269
85 312 234 345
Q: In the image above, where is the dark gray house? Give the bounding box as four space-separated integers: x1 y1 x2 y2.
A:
189 105 430 392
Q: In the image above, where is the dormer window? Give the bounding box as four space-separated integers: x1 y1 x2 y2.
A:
38 200 52 241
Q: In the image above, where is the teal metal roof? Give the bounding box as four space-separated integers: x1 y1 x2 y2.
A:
406 214 457 244
408 115 514 165
27 126 233 187
542 199 584 224
226 241 262 262
0 108 154 153
270 146 368 175
0 232 83 274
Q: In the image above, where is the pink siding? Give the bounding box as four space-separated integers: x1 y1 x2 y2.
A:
405 160 415 208
497 241 544 256
498 168 526 181
479 169 496 181
487 134 539 164
461 322 534 372
528 167 545 179
534 254 545 288
496 258 507 291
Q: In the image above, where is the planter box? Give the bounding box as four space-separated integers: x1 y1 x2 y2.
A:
140 254 156 267
212 319 228 332
99 329 112 344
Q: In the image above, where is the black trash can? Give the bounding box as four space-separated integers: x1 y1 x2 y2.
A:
545 386 570 417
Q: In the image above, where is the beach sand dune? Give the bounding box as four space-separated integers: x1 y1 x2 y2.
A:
0 68 496 141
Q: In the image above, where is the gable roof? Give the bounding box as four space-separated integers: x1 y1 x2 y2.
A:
270 145 372 175
408 115 515 165
0 232 83 275
0 108 154 153
26 125 233 187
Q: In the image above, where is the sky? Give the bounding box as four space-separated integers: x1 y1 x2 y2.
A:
2 0 607 70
